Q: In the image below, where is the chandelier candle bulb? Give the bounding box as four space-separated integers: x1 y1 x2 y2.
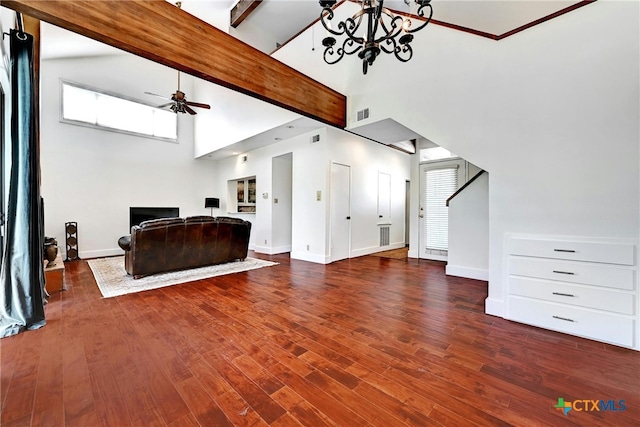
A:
402 18 411 32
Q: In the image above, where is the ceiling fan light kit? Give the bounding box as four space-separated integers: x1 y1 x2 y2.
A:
145 71 211 115
142 1 211 115
318 0 433 74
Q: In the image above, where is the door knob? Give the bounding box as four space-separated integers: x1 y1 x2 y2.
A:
346 216 351 220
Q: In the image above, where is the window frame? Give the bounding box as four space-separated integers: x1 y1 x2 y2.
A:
59 79 179 143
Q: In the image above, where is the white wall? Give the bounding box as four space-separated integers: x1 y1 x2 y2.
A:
275 0 640 316
40 54 217 258
192 78 301 157
326 127 410 257
446 172 489 280
212 125 410 263
212 128 329 261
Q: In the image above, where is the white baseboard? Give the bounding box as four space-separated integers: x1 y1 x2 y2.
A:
76 248 123 260
270 245 292 255
422 254 448 262
445 265 489 281
350 242 406 258
254 245 291 255
485 297 504 317
290 251 330 264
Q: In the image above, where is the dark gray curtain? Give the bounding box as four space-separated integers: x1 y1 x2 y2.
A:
0 29 46 338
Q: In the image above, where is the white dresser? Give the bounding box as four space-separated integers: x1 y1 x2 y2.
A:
506 235 637 349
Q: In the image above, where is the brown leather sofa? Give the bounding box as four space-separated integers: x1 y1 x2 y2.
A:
118 216 251 279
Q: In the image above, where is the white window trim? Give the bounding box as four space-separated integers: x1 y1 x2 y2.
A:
59 79 179 143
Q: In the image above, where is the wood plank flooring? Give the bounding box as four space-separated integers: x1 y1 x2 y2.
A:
1 253 639 426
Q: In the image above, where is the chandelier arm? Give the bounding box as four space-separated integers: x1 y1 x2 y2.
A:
376 14 404 44
320 7 344 36
342 37 363 56
323 46 344 65
379 38 412 62
406 4 433 34
393 42 413 62
323 38 362 65
380 37 397 54
342 15 365 45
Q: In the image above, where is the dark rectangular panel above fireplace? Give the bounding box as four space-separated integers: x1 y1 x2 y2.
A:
129 207 179 229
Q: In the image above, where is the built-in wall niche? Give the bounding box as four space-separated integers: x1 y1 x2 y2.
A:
227 176 256 213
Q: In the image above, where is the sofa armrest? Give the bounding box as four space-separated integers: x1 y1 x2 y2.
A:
118 235 131 251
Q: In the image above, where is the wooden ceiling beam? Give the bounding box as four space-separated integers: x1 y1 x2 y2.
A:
230 0 263 28
2 0 346 128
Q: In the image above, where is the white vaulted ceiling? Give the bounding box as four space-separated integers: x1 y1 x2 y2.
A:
33 0 593 158
40 0 589 59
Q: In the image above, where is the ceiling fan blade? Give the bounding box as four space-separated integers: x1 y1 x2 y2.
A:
156 102 174 109
145 91 170 100
184 104 198 115
185 101 211 109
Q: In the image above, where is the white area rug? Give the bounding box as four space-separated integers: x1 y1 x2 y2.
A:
88 256 278 298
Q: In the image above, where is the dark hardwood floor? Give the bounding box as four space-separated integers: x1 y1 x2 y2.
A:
1 253 639 426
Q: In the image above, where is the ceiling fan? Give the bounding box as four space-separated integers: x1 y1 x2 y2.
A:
145 71 211 115
144 2 210 115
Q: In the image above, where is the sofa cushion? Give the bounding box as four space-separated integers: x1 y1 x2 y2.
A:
217 216 248 225
139 217 184 229
185 215 217 223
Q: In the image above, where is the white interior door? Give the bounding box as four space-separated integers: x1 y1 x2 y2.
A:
271 153 292 253
330 162 351 262
419 160 464 260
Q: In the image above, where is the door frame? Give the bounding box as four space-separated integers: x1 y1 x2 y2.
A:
418 159 465 260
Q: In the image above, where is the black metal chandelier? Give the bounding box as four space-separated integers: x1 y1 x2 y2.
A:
319 0 433 74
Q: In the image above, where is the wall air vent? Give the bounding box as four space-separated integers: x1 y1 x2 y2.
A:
356 108 370 122
311 134 320 143
379 226 390 246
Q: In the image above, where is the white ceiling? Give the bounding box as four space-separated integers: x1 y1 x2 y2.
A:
34 0 588 158
40 0 586 59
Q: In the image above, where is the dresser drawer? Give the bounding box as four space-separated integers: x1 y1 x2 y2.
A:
509 237 635 265
509 276 635 315
507 296 634 347
510 257 635 291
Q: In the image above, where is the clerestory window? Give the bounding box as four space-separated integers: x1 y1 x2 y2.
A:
60 81 177 141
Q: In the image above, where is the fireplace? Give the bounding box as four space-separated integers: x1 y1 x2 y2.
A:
129 207 179 229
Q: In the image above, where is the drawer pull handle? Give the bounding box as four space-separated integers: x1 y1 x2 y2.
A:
553 270 575 275
554 249 576 253
553 315 575 322
552 292 575 297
